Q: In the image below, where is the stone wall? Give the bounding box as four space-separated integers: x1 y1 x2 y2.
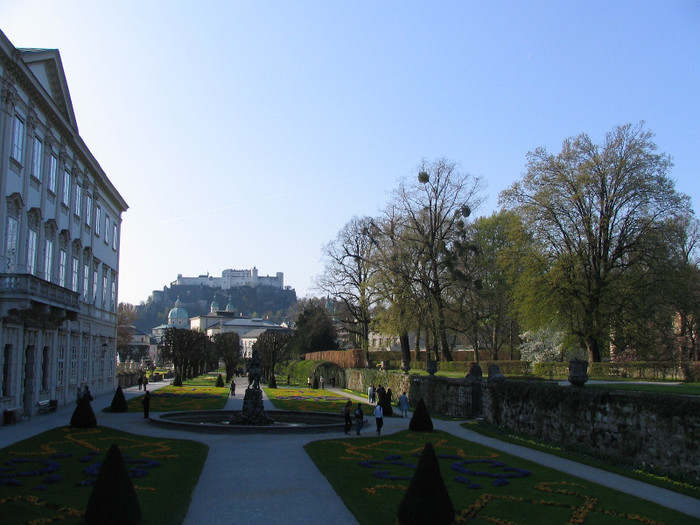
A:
345 369 412 401
483 382 700 479
343 369 483 418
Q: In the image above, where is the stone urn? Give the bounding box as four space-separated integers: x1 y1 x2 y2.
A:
568 359 589 386
426 360 438 376
400 359 411 375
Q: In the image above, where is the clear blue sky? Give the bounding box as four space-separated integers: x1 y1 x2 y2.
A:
3 1 699 305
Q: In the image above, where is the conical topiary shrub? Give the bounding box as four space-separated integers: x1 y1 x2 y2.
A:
215 374 225 387
70 397 97 428
396 442 454 525
84 443 142 525
173 374 183 387
109 386 128 413
408 398 433 431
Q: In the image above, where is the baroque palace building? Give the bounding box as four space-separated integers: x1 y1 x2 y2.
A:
0 29 128 419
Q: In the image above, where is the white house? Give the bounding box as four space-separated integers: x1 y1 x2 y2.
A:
0 30 127 418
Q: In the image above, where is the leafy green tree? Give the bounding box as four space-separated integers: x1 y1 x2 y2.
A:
253 330 293 385
500 123 692 362
290 299 339 355
445 211 520 361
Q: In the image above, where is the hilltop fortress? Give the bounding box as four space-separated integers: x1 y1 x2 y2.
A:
171 267 284 290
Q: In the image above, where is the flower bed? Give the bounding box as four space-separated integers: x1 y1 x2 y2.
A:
305 430 697 525
265 387 362 413
126 385 229 412
0 426 207 524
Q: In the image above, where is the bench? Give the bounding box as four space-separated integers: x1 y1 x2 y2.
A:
3 407 23 425
37 399 58 414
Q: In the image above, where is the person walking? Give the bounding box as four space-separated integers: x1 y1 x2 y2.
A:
320 376 325 389
230 380 236 397
143 375 149 389
374 403 384 435
142 390 151 418
137 375 143 391
368 385 375 404
398 392 410 418
354 403 364 435
343 400 353 435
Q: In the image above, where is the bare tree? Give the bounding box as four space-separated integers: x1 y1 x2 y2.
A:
315 216 380 361
387 158 483 361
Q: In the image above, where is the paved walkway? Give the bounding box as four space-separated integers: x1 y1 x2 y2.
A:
1 378 699 524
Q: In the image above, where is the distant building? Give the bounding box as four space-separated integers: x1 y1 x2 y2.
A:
171 267 284 290
153 298 292 360
0 30 128 417
151 297 190 339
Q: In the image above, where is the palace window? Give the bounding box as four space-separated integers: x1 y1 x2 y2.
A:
62 170 71 206
11 115 24 162
59 249 67 287
44 238 54 282
71 256 79 292
48 155 57 193
27 229 38 275
74 184 82 217
85 194 93 227
32 137 43 178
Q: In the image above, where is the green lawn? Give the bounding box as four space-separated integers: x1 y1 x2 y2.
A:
305 429 698 525
0 426 207 525
585 381 700 396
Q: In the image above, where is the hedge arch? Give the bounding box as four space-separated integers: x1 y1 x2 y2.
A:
310 362 346 389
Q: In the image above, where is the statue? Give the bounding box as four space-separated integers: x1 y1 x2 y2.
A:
230 349 273 426
247 350 262 390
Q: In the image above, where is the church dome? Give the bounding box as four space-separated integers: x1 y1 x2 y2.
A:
168 297 189 320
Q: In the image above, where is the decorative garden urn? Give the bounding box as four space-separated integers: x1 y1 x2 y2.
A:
426 360 438 376
568 359 589 386
400 359 411 375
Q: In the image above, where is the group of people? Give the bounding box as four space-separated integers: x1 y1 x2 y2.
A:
367 384 410 418
343 400 382 435
339 385 411 437
76 385 93 403
137 374 149 390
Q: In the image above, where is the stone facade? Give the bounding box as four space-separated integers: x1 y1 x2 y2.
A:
0 30 127 417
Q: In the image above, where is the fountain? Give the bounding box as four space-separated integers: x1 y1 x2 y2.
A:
151 351 345 434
